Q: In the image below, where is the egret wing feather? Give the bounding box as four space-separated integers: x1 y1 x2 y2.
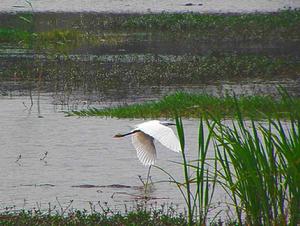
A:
131 131 156 166
136 120 181 153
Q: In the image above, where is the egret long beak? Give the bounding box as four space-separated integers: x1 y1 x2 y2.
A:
113 131 138 138
113 133 124 138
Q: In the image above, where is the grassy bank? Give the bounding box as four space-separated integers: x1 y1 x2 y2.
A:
0 209 187 226
68 91 300 119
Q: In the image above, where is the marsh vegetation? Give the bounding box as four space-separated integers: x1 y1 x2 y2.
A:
0 8 300 226
171 111 300 225
69 90 300 119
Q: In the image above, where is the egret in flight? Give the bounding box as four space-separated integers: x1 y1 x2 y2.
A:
114 120 181 191
114 120 181 165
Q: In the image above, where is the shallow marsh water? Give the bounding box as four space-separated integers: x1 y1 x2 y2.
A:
0 95 213 215
0 94 293 221
0 9 299 221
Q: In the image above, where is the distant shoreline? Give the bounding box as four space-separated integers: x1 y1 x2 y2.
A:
0 0 299 14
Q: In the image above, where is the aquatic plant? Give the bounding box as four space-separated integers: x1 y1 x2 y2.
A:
210 107 300 225
121 10 300 40
167 97 300 225
1 9 299 53
68 91 300 119
7 10 300 39
0 28 125 53
0 206 187 226
2 54 298 83
0 28 32 43
152 116 217 225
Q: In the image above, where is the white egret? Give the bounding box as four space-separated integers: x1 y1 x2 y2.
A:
114 120 181 192
114 120 181 165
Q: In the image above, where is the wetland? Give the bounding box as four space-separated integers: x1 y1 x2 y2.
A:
0 9 300 225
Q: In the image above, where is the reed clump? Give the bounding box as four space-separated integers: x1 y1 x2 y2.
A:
170 99 300 225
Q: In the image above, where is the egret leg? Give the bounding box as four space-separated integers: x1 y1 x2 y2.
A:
144 165 152 194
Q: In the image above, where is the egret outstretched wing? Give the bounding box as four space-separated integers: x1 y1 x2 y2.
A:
136 120 181 153
131 131 156 166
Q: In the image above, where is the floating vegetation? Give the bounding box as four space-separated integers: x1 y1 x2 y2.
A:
68 91 300 119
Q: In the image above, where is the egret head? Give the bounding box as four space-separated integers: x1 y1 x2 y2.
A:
114 133 124 138
159 121 176 126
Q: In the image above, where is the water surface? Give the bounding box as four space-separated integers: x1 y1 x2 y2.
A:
1 0 299 13
0 95 196 214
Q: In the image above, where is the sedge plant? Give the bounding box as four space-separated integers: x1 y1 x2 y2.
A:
155 116 217 225
211 95 300 225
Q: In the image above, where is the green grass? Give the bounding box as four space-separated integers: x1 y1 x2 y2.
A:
0 209 187 226
1 9 300 50
13 10 299 40
121 10 300 40
171 113 300 225
68 92 300 119
210 109 300 225
5 10 300 35
0 28 125 52
0 28 32 43
156 117 217 225
156 99 300 225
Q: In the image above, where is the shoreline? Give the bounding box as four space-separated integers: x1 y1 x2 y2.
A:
0 0 299 14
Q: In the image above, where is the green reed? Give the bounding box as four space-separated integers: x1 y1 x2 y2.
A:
270 118 300 224
159 116 217 225
166 93 300 225
209 97 300 225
